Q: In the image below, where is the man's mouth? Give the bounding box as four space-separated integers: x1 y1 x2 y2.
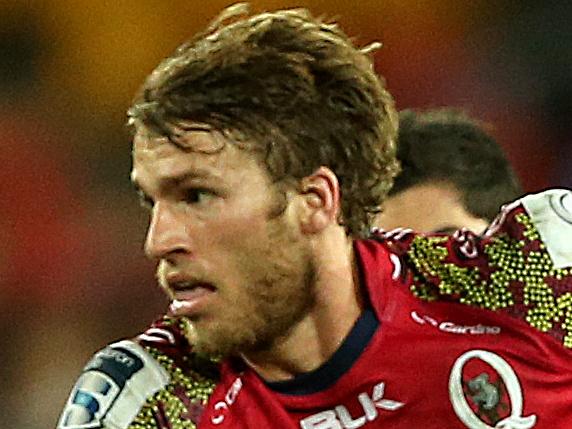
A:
167 280 217 317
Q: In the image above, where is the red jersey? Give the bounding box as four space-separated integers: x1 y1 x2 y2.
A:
58 189 572 429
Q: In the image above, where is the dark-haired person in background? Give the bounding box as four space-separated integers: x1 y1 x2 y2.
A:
377 108 523 233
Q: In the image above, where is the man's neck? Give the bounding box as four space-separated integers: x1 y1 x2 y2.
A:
242 236 363 382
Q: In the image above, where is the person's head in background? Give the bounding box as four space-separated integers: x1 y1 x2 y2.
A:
376 108 523 234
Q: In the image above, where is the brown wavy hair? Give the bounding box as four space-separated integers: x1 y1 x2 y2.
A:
128 3 398 237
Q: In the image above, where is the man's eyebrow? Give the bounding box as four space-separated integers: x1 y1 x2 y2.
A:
169 169 214 184
131 169 215 194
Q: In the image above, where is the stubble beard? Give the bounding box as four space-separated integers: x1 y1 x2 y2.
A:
182 216 317 358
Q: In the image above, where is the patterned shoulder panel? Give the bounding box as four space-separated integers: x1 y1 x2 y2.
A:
128 317 220 429
373 189 572 348
57 317 219 429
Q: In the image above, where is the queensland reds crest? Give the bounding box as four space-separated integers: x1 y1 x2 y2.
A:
449 350 537 429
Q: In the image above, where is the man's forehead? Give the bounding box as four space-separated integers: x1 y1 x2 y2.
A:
132 123 226 154
132 129 212 182
130 125 264 186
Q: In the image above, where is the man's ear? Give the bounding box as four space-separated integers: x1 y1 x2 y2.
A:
298 167 341 234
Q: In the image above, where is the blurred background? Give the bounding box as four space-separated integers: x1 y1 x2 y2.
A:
1 0 570 427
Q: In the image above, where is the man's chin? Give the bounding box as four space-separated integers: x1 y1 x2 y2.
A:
180 317 250 357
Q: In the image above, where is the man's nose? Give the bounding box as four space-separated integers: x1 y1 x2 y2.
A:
144 201 191 260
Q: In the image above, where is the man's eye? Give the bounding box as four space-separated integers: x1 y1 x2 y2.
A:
184 188 214 204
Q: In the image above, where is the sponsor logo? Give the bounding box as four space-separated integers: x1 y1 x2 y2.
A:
211 377 243 425
449 350 536 429
58 346 144 429
411 311 501 335
299 381 404 429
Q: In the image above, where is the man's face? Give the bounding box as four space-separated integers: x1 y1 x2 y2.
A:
375 182 489 234
131 128 316 356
